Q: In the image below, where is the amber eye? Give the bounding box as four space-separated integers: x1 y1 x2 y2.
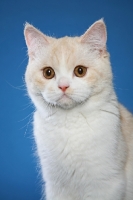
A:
43 67 55 79
74 65 87 77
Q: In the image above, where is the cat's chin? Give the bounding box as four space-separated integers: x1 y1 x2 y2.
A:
56 94 77 109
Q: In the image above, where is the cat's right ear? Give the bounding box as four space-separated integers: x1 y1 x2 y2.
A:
24 23 49 59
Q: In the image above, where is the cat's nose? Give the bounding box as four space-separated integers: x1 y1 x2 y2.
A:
58 77 70 92
58 85 69 92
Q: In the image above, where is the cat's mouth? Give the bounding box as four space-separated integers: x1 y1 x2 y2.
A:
59 94 70 99
58 94 73 103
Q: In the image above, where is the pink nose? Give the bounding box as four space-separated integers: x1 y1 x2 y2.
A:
59 86 69 92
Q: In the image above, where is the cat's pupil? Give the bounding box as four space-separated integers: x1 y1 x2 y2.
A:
46 69 51 76
78 67 83 74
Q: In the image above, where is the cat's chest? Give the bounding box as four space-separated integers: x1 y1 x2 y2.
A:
34 109 115 163
39 111 93 143
34 109 123 192
35 110 94 156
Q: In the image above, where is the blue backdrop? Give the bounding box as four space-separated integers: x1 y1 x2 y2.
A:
0 0 133 199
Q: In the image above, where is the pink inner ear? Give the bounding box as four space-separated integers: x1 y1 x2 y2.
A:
81 20 107 49
24 28 35 47
24 24 49 57
25 27 44 49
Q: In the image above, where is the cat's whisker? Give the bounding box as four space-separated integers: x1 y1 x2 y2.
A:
20 103 32 111
100 109 119 118
5 80 26 91
19 101 34 111
18 111 34 122
19 113 33 134
17 57 28 69
24 115 33 136
79 112 94 132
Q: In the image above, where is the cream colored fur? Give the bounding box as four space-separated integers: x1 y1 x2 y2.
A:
24 19 133 200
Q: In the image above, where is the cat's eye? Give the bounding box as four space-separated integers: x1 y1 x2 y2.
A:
74 65 87 77
43 67 55 79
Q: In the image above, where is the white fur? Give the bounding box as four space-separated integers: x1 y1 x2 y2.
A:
34 97 127 200
24 20 133 200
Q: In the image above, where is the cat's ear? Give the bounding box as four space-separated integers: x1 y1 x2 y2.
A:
81 19 107 52
24 23 49 58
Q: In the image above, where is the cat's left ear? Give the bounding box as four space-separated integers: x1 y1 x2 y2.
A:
81 19 107 52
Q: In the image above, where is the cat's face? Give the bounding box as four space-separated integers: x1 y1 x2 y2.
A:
24 20 112 110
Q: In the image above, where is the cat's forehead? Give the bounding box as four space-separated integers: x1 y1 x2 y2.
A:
48 36 85 70
51 36 79 55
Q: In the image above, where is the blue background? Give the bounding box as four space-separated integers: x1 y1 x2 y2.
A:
0 0 133 199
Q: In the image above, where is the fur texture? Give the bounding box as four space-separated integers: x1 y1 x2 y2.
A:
24 19 133 200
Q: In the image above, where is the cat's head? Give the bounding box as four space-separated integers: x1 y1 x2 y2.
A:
24 19 112 111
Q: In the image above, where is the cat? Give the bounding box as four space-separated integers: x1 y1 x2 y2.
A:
24 19 133 200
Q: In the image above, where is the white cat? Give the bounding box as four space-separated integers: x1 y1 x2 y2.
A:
24 19 133 200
